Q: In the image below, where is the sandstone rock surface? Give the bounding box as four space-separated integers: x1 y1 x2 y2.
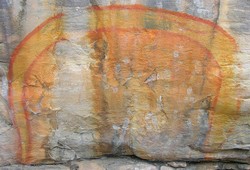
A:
2 157 250 170
0 0 249 166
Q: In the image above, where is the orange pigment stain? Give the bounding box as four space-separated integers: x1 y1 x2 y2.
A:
8 4 239 163
8 14 64 163
88 5 238 155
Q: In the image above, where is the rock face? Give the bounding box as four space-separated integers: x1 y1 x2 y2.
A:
1 157 250 170
0 0 250 166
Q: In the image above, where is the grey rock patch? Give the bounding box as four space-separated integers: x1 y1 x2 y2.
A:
160 166 175 170
2 157 250 170
228 0 250 34
48 130 97 161
56 0 90 7
1 165 70 170
144 0 219 21
167 162 187 168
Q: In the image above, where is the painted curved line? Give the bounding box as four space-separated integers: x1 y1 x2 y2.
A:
21 42 57 163
88 5 238 153
8 4 238 163
89 4 236 45
87 27 223 147
8 13 64 78
8 13 64 163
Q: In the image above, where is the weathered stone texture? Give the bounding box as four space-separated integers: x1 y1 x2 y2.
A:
2 157 250 170
0 0 249 166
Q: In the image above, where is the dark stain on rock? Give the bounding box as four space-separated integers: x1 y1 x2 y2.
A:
56 0 90 7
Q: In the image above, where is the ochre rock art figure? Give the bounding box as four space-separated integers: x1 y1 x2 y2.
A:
8 5 238 164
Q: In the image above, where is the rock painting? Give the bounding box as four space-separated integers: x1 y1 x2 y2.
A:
8 5 238 163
